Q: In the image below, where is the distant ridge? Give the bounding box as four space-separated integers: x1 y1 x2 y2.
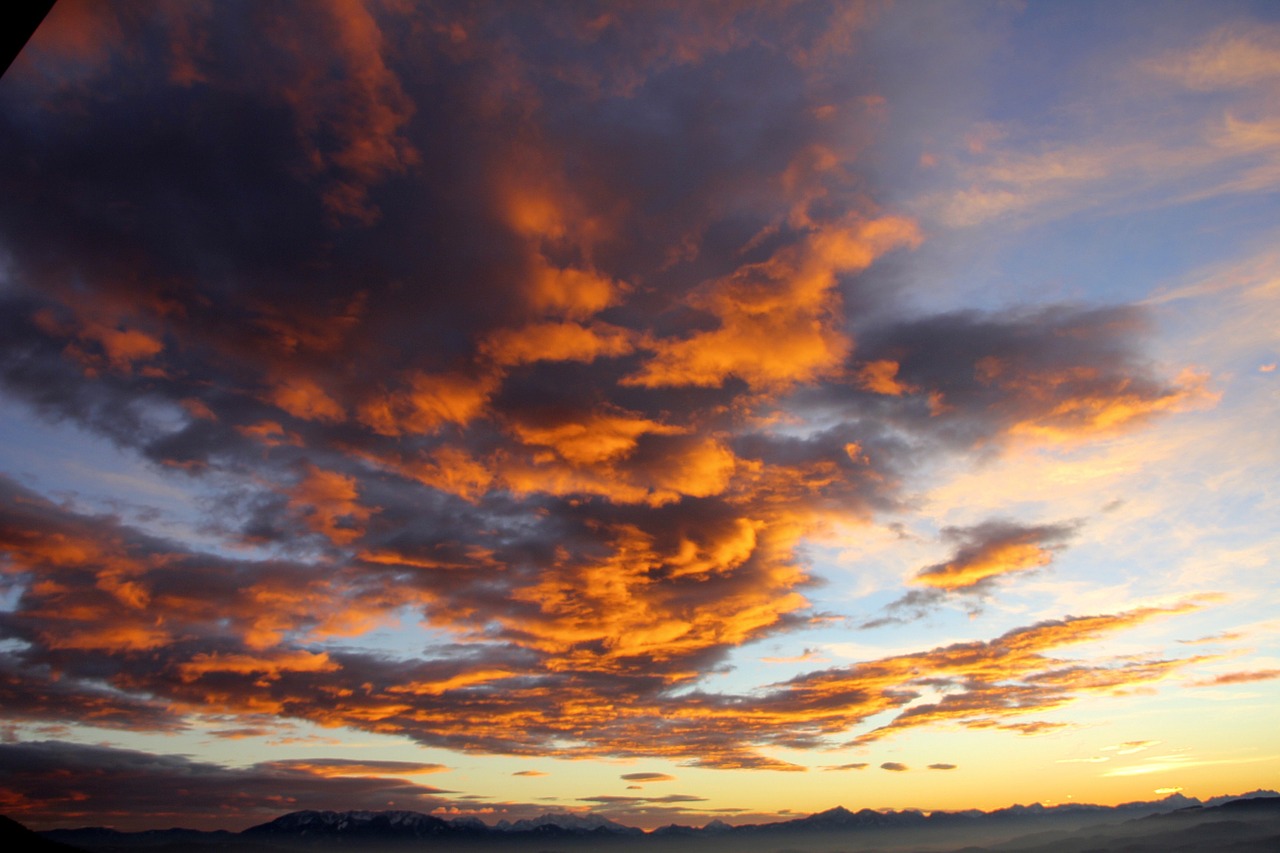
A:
493 812 642 835
242 808 642 840
243 809 467 840
1 814 86 853
33 791 1280 852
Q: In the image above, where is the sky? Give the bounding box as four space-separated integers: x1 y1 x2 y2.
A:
0 0 1278 833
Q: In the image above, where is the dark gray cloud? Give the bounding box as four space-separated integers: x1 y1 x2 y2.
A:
0 741 456 831
845 306 1200 449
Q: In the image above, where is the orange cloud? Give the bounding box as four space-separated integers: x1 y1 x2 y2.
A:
0 479 1214 772
80 323 164 371
855 359 917 396
358 543 499 572
500 518 808 674
0 0 1248 793
269 0 419 224
507 410 685 466
236 420 303 448
285 464 377 546
672 601 1210 757
42 622 174 653
1006 367 1217 442
33 308 164 376
363 445 494 503
181 397 217 420
263 759 449 777
527 263 624 319
177 651 339 684
916 541 1056 590
625 216 921 391
386 670 517 696
358 371 496 436
499 433 737 507
269 377 346 423
481 320 634 367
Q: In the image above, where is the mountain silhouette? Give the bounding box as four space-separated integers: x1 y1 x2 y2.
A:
29 792 1280 853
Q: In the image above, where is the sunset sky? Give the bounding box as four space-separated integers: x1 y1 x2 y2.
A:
1 0 1278 833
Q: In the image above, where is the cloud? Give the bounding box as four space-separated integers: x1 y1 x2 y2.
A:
620 772 676 783
0 1 1238 827
511 770 546 778
0 741 457 831
1142 24 1280 91
0 464 1216 770
880 762 908 772
914 519 1081 592
579 794 706 805
851 306 1214 447
1178 631 1245 645
862 518 1081 627
917 22 1280 231
260 759 451 777
1187 668 1280 686
1101 740 1160 756
761 648 828 664
822 762 869 771
623 216 921 391
927 763 957 770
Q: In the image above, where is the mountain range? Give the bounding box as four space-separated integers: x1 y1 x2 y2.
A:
25 790 1280 853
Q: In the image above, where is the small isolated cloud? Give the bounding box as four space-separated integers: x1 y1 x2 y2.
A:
620 772 675 783
823 762 869 771
512 770 547 777
991 721 1070 736
914 518 1081 592
1155 787 1184 795
264 758 450 776
761 647 827 664
927 763 957 770
1188 668 1280 686
580 794 706 804
863 518 1081 628
880 762 908 772
1178 631 1244 645
1260 363 1277 373
1100 740 1161 756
